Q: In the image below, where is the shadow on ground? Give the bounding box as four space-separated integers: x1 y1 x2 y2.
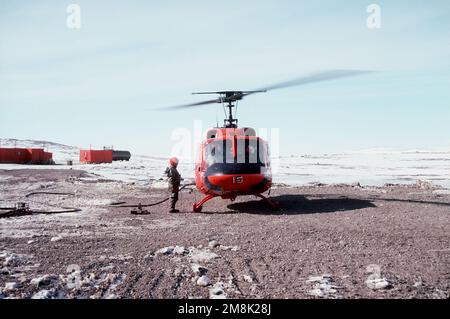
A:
227 194 376 215
300 193 450 208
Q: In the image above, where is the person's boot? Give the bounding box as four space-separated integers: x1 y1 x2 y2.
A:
169 202 179 213
169 195 179 213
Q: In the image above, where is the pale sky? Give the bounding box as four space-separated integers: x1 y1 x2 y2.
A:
1 0 449 157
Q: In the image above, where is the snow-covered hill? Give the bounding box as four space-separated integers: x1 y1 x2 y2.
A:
0 138 78 163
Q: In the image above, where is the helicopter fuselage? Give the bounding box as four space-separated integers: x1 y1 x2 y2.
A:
194 127 272 204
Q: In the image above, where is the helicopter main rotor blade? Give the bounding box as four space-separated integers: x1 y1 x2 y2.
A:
193 90 267 95
155 98 222 110
249 69 373 94
155 69 373 110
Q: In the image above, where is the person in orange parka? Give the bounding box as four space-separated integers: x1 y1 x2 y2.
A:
164 157 181 213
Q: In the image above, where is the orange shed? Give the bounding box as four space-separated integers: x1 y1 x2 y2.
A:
0 148 53 164
79 150 113 164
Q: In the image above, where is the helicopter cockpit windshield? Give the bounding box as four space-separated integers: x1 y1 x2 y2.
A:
204 138 268 175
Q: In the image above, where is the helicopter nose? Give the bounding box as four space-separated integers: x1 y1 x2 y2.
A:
207 174 266 192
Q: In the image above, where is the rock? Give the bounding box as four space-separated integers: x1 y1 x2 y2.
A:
4 282 19 291
155 247 174 255
307 275 341 298
3 254 23 266
219 245 239 251
208 240 219 249
79 273 96 287
0 267 10 275
416 180 435 190
31 290 52 299
50 236 63 242
100 265 114 271
105 273 118 284
307 274 333 283
113 254 133 261
27 240 35 244
89 292 102 299
243 275 253 283
30 275 57 287
413 281 422 288
143 253 154 260
365 278 391 290
209 283 227 299
17 276 28 284
173 246 187 255
196 275 211 287
311 182 326 187
173 267 184 277
190 263 208 276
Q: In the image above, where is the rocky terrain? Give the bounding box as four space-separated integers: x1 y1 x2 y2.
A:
0 169 449 299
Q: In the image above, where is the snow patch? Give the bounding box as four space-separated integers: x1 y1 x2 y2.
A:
31 289 53 299
50 236 63 242
307 274 342 298
188 247 219 263
209 282 227 299
4 282 19 291
365 278 391 290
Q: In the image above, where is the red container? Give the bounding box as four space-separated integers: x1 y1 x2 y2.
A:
29 149 42 162
0 148 29 163
0 148 53 164
41 150 53 162
28 148 53 163
79 150 113 164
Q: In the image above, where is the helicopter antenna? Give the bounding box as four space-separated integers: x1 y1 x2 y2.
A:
215 103 219 128
222 101 226 123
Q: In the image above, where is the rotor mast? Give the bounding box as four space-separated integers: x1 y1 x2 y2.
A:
224 101 238 128
192 90 266 129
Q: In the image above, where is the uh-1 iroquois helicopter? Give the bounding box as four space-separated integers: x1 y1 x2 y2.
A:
159 70 372 212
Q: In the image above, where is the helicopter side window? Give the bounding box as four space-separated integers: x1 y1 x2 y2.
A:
205 141 224 164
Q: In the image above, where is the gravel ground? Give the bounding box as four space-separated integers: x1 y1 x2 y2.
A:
0 169 449 299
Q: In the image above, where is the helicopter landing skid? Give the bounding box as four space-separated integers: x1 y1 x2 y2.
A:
256 194 280 210
193 193 279 212
192 194 215 212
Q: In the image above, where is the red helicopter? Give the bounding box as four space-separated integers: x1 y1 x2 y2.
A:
161 70 371 212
